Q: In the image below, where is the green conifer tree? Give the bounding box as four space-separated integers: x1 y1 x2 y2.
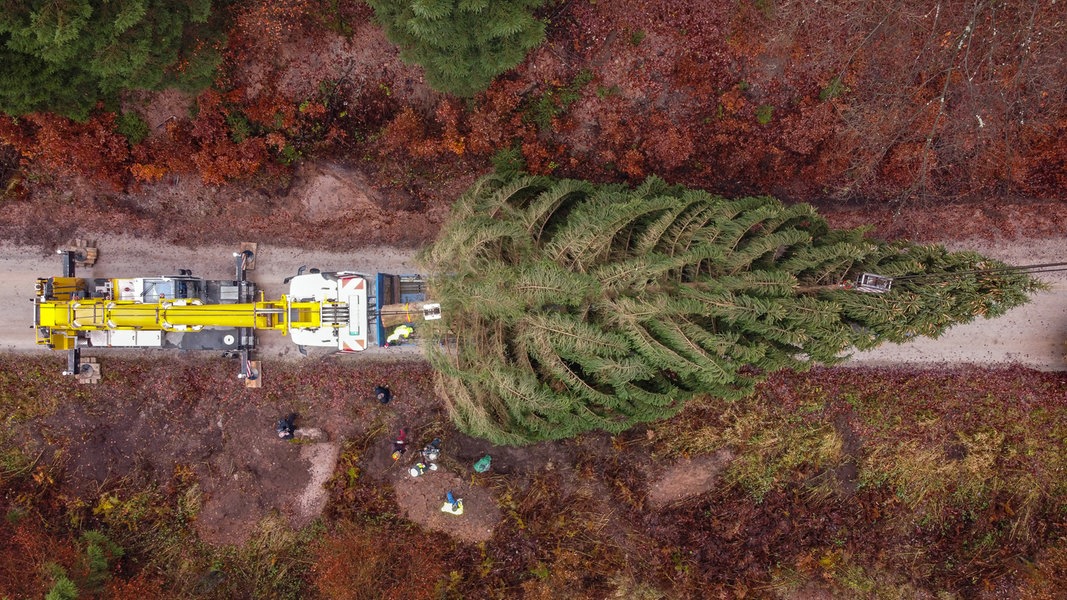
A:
0 0 220 121
421 173 1040 445
366 0 546 96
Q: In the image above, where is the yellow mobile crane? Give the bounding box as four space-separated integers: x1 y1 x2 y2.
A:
34 249 438 382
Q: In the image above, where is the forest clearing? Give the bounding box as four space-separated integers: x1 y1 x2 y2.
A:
1 1 1066 598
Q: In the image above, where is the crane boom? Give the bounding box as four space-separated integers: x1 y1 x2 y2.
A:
35 272 369 352
33 248 437 382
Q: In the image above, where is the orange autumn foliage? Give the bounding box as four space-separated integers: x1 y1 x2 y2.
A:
0 521 81 598
189 90 268 185
130 163 168 183
380 99 468 160
311 524 447 600
12 112 130 189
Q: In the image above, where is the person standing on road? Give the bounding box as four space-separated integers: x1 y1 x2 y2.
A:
385 325 413 346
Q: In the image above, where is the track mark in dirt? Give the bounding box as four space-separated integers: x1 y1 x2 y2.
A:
832 413 863 494
646 449 734 508
297 441 341 523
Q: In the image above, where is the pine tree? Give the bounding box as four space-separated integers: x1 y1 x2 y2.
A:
366 0 546 97
0 0 220 121
421 173 1040 445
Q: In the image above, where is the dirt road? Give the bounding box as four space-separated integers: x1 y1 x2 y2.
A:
4 236 1065 369
847 238 1067 371
6 234 1067 369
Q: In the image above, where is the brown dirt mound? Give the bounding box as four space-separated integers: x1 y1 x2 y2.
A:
646 449 734 508
391 470 500 544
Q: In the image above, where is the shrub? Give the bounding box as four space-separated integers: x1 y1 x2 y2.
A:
367 0 547 96
819 74 848 101
116 112 150 145
756 104 774 125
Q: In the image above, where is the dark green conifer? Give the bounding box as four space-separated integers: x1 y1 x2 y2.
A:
0 0 220 120
366 0 546 96
421 173 1040 445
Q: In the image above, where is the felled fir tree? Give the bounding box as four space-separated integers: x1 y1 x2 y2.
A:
367 0 545 96
421 173 1040 445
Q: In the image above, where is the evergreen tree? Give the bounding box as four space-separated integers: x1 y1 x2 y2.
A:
366 0 546 97
421 173 1040 445
0 0 220 121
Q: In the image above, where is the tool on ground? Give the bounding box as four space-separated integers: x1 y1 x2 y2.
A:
408 461 438 477
421 438 442 463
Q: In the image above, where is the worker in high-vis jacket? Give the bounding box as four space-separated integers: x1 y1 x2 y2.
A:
386 324 414 345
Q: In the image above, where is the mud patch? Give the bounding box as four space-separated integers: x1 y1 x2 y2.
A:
646 449 734 508
194 423 316 545
292 162 381 223
360 427 506 543
391 470 501 544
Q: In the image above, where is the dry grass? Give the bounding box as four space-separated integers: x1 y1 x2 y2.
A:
652 366 1067 596
3 356 1067 598
661 398 844 502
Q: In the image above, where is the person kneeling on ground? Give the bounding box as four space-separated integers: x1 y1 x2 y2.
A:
392 427 408 460
375 385 392 404
276 413 296 440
